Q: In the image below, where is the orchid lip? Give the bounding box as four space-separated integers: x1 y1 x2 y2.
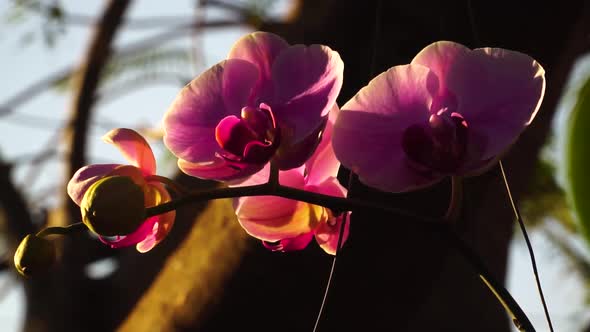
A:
402 109 469 174
215 104 280 165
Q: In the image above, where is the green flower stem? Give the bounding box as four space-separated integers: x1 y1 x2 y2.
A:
36 222 87 237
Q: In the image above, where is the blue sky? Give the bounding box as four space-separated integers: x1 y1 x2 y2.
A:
0 1 587 331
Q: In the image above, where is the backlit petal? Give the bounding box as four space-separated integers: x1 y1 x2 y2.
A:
262 232 313 252
305 105 340 185
102 128 156 175
411 41 470 93
178 157 264 182
136 182 175 253
67 164 120 205
99 217 157 248
315 212 350 255
228 31 289 99
234 169 319 241
305 176 346 198
444 47 545 160
333 64 441 192
237 200 323 242
163 59 259 165
271 44 343 144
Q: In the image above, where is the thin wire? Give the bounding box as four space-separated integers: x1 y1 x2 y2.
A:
499 160 554 332
465 4 550 330
312 2 382 330
311 210 350 332
311 171 355 332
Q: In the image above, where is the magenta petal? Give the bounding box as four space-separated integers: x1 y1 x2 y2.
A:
271 44 344 144
305 105 341 185
444 48 545 161
215 115 256 156
315 212 350 255
262 232 314 252
177 157 264 182
67 164 120 205
233 169 317 241
228 31 289 99
305 176 346 198
99 217 157 248
333 64 441 192
136 182 175 253
163 59 259 164
272 117 325 170
102 128 156 175
234 168 305 217
230 163 271 187
411 41 470 93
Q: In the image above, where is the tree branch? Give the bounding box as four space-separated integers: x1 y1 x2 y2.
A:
0 19 243 118
63 0 131 225
0 162 36 245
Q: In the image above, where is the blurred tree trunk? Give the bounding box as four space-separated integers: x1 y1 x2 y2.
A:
7 1 590 332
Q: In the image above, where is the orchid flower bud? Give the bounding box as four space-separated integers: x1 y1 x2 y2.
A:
14 234 56 277
81 175 146 236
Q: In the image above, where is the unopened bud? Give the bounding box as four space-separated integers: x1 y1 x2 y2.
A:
81 176 146 236
14 234 56 277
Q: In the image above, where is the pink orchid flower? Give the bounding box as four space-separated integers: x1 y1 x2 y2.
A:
67 128 175 253
163 31 343 182
233 107 349 255
332 41 545 192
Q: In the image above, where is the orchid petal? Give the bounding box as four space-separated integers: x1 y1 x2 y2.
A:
99 217 157 248
163 59 259 165
102 128 156 175
67 164 120 205
107 165 148 190
411 41 470 93
237 200 323 242
305 176 346 198
272 117 325 170
262 232 313 252
315 211 350 255
136 182 175 253
228 31 289 99
177 157 264 182
333 64 441 192
305 105 341 185
444 48 545 160
271 44 343 144
234 169 320 241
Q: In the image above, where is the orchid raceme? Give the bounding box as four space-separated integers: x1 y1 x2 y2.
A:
67 128 175 253
332 41 545 193
163 31 344 182
233 106 349 255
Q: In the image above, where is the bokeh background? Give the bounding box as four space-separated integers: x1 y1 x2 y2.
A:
1 1 590 331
